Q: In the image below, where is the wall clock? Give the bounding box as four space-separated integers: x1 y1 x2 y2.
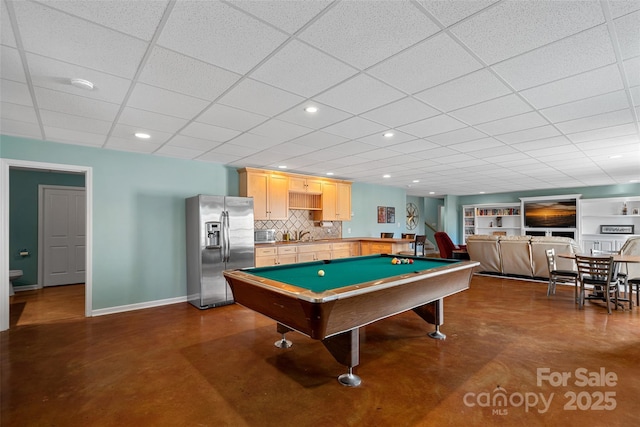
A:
406 202 419 230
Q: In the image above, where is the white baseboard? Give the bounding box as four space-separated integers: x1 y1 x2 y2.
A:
92 295 188 317
12 284 40 292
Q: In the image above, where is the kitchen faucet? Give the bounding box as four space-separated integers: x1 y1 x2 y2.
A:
297 230 310 241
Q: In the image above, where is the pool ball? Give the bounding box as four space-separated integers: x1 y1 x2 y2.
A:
318 270 325 277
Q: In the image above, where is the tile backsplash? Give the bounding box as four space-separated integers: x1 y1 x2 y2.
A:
255 210 342 241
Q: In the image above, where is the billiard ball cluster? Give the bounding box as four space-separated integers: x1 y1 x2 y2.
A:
391 257 414 265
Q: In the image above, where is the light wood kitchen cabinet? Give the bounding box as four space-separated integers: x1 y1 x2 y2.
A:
297 243 332 262
331 242 354 259
239 168 288 220
255 246 297 267
313 181 352 221
289 176 323 194
360 241 411 255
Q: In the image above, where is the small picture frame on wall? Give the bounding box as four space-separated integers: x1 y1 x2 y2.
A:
377 206 387 223
600 225 634 234
387 207 395 223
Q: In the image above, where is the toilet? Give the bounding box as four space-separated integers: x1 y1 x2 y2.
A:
9 270 23 297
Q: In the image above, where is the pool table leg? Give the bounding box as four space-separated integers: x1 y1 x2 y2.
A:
274 323 293 348
412 299 446 340
322 329 362 387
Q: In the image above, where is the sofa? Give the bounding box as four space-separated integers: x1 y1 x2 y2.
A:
466 235 581 279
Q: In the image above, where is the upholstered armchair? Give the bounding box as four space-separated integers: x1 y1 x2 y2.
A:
434 232 467 259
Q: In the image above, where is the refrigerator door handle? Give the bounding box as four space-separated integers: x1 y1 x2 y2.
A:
223 211 231 262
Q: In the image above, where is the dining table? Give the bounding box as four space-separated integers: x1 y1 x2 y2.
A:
557 252 640 309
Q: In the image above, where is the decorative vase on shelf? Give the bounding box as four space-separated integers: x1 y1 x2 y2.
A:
622 203 627 215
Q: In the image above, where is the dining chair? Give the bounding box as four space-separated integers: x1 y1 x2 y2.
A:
545 249 578 301
574 255 623 314
592 249 629 299
397 235 427 257
620 236 640 307
380 232 394 238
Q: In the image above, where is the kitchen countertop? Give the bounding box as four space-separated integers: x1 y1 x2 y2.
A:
256 237 413 246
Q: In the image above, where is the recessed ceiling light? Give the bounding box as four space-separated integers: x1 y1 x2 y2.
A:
278 165 287 169
412 179 419 183
479 191 486 194
429 192 435 195
630 179 639 183
383 174 390 178
326 172 334 176
304 106 318 113
609 154 622 159
134 132 151 139
383 132 394 138
70 78 94 91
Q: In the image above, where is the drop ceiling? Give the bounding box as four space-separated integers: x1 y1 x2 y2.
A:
1 0 638 196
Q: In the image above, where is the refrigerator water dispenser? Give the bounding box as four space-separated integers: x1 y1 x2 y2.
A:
205 221 221 248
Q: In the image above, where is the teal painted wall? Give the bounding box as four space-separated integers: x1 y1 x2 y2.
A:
9 169 85 287
347 182 407 238
2 135 232 309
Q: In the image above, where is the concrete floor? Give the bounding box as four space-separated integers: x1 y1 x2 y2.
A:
2 276 639 426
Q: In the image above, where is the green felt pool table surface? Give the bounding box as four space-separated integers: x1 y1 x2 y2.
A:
248 255 461 293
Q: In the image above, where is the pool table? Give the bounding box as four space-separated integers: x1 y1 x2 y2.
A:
223 254 479 386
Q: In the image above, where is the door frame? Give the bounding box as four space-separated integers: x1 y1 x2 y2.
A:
39 185 87 288
1 159 93 331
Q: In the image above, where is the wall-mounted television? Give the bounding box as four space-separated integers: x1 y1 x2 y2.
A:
523 198 577 228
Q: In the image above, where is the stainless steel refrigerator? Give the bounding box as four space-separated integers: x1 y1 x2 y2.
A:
186 195 254 309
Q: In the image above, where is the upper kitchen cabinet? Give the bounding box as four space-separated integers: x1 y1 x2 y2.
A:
313 181 352 221
238 168 289 220
288 176 323 194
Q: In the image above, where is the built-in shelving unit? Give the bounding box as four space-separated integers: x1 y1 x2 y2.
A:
462 203 521 243
580 196 640 252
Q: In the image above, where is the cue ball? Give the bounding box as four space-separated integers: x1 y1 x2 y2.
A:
318 270 325 277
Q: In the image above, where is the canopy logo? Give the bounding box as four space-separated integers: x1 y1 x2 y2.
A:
463 386 553 415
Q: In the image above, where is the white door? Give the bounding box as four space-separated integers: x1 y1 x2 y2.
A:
43 187 86 286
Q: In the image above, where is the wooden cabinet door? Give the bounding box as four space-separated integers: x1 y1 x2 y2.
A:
268 174 289 220
246 172 269 220
321 181 337 220
306 178 323 194
336 182 351 221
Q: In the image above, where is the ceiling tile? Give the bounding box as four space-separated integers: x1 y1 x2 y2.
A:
1 79 32 106
511 135 572 152
555 109 634 134
231 0 332 34
286 131 347 149
1 118 41 139
218 78 304 117
475 111 549 135
110 123 171 144
1 102 38 124
427 126 487 146
166 134 221 151
356 131 418 147
414 68 512 112
250 40 357 98
314 74 405 115
451 0 604 64
1 46 26 82
360 97 440 128
41 109 111 135
608 0 640 18
369 33 483 94
250 119 314 143
179 122 241 143
154 144 203 160
226 132 283 149
197 151 243 164
449 94 532 125
35 86 118 122
127 83 210 120
43 0 169 41
138 47 241 101
105 135 162 153
496 125 561 144
398 114 467 137
25 53 131 104
492 25 616 90
322 116 388 140
45 126 106 147
158 1 288 74
298 0 440 70
1 1 16 47
624 57 640 86
197 104 268 132
118 107 187 134
417 0 498 27
540 90 630 123
448 137 506 153
14 1 147 78
520 64 624 109
566 122 637 143
276 102 352 129
614 11 640 60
